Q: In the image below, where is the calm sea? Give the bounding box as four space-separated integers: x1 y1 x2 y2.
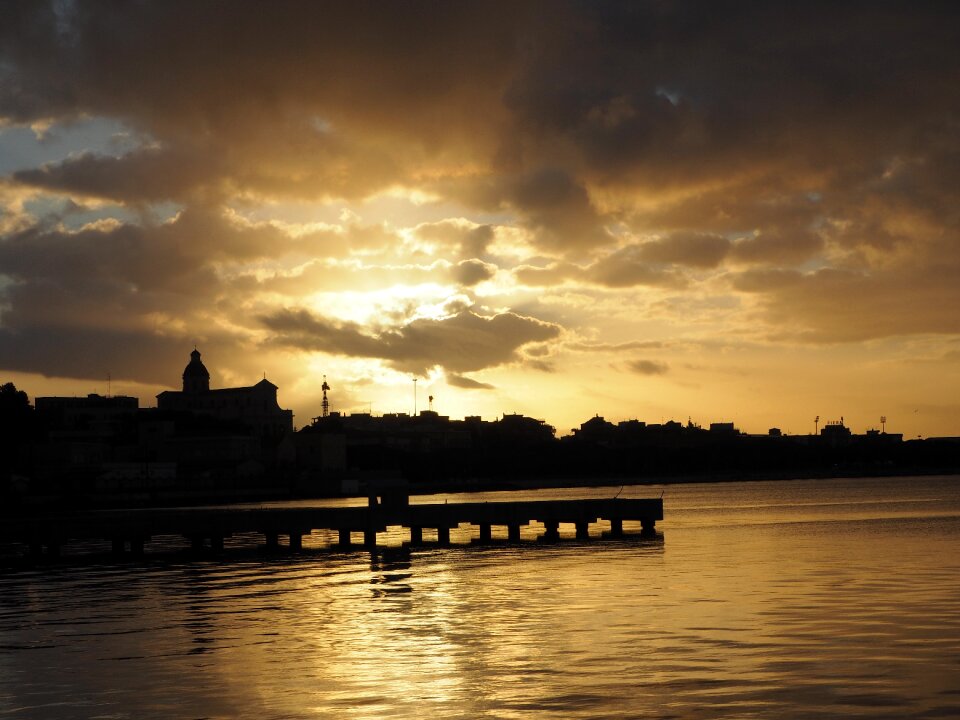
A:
1 476 959 719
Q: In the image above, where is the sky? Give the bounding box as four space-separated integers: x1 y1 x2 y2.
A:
1 1 959 437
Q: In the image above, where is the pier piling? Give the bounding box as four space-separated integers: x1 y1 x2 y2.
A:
4 496 662 560
542 520 560 543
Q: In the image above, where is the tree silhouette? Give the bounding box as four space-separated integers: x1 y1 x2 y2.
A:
1 382 35 481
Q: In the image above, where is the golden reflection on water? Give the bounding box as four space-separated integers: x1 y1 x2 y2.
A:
1 477 959 719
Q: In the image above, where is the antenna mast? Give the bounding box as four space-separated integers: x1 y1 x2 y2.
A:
321 375 330 418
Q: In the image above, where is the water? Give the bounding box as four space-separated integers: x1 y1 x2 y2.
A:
1 476 959 719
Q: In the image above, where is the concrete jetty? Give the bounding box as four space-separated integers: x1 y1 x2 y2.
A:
1 495 663 558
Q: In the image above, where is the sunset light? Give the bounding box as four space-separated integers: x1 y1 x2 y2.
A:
1 5 959 719
0 3 954 437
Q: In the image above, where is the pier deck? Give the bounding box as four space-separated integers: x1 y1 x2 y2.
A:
1 496 664 556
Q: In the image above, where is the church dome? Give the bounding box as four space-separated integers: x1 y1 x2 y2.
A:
182 349 210 393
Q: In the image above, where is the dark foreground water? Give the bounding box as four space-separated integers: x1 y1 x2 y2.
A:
1 476 959 719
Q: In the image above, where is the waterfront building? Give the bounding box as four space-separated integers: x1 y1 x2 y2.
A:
156 349 293 437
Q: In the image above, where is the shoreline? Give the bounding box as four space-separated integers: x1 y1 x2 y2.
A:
4 467 959 515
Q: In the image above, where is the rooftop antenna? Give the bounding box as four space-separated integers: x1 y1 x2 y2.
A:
881 415 887 433
413 377 418 416
814 415 820 435
429 394 434 412
321 375 330 418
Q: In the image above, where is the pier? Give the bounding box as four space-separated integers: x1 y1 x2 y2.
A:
1 495 663 558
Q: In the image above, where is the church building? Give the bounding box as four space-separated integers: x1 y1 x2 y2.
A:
156 350 293 437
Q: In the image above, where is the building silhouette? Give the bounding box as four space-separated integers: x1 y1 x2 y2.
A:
157 349 293 437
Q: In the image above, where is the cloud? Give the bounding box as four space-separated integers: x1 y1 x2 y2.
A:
735 265 960 342
2 0 960 397
638 232 731 268
0 207 309 381
571 340 665 352
0 2 523 203
259 308 563 375
413 220 495 258
260 257 497 296
12 146 222 204
507 168 610 251
514 249 687 289
0 324 190 384
587 246 688 288
446 374 495 390
730 229 824 265
453 259 497 286
730 269 804 293
628 359 669 376
513 262 581 287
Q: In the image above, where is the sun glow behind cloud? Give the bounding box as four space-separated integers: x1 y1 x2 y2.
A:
0 2 959 436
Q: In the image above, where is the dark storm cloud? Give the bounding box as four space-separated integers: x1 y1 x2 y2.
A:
0 0 525 201
504 2 960 189
506 168 610 251
259 308 562 375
